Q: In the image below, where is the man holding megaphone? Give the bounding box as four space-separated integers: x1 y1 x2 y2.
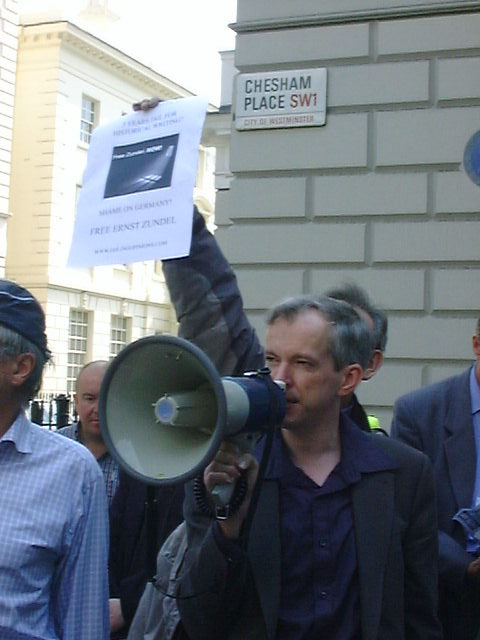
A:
172 295 441 640
116 99 440 639
117 206 441 639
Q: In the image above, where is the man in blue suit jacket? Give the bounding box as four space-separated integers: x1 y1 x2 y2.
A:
391 316 480 640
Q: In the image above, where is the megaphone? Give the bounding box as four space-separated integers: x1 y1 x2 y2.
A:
99 334 285 496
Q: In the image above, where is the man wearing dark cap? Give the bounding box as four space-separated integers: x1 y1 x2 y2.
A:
0 279 110 639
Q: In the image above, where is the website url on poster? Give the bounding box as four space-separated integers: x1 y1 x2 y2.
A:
94 240 167 254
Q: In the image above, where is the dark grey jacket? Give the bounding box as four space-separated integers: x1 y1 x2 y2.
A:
178 433 441 640
392 368 480 640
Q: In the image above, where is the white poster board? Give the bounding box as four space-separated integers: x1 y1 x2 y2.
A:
67 96 208 267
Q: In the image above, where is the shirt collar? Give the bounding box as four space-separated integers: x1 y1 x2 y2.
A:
260 411 396 481
470 364 480 416
0 410 33 453
74 421 83 442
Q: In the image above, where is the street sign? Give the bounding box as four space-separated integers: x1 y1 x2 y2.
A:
235 68 327 131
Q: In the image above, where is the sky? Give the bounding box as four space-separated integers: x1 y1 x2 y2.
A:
115 1 238 105
19 0 238 106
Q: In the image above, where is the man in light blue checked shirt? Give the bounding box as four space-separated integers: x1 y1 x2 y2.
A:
0 279 109 639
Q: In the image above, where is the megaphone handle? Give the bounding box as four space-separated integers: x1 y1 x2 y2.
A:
211 483 236 519
211 432 258 520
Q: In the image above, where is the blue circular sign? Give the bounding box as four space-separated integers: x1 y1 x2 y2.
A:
463 130 480 187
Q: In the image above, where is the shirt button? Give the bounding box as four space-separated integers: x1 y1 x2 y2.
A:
320 591 328 599
320 540 327 548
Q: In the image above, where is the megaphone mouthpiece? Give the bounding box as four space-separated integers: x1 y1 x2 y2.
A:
154 389 216 433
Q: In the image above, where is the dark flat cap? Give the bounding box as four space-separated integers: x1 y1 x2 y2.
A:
0 280 50 360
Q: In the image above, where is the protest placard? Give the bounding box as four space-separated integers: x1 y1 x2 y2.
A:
67 96 208 267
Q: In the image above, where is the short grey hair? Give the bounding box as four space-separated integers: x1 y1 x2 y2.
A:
324 282 388 353
266 294 371 371
0 324 48 404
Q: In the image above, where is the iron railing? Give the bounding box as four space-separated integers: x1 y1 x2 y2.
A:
29 394 76 430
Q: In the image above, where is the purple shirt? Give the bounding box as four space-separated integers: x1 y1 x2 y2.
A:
214 414 396 639
268 416 394 640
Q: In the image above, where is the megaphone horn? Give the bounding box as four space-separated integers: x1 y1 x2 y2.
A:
99 335 285 493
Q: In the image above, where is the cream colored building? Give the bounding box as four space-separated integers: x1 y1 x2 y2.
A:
7 13 216 396
0 0 18 274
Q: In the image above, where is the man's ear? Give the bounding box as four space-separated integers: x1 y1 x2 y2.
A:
11 353 35 388
338 363 364 398
363 349 384 381
473 334 480 358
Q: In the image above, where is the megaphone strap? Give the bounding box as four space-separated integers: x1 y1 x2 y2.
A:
193 474 248 519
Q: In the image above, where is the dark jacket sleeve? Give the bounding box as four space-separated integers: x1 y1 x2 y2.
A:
399 446 442 639
162 207 265 376
370 435 442 639
177 486 254 640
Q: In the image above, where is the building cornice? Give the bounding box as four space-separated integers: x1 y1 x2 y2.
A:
202 110 232 147
231 0 480 33
20 21 216 107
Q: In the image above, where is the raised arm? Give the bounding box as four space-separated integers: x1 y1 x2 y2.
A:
162 207 264 377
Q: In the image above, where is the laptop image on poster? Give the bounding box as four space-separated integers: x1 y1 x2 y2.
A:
104 133 179 198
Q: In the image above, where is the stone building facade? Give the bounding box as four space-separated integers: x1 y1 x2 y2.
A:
216 0 480 428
